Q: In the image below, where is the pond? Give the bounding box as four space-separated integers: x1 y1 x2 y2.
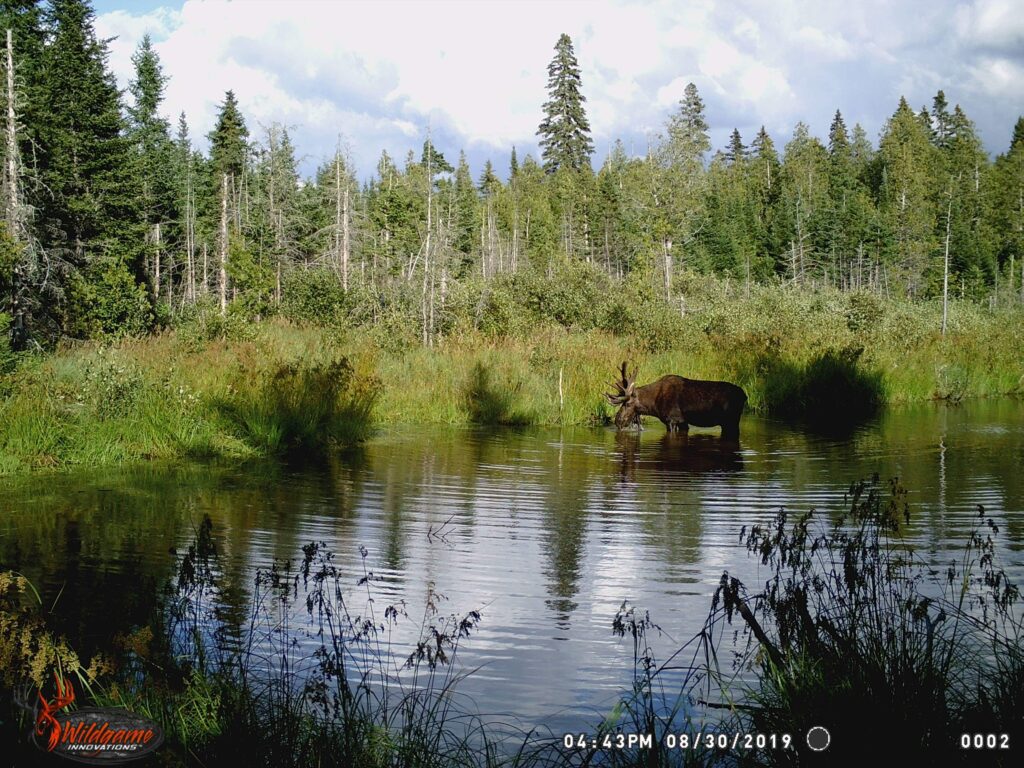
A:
2 399 1023 738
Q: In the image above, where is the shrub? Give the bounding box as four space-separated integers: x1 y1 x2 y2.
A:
280 268 349 326
216 357 375 454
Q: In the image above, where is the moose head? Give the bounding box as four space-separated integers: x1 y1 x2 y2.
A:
605 361 642 429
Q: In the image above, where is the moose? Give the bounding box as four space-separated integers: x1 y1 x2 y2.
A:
605 362 747 438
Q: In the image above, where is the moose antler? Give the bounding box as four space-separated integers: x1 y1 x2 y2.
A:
605 361 637 405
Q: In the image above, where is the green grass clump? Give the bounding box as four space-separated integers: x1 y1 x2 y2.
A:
216 357 375 455
709 477 1023 766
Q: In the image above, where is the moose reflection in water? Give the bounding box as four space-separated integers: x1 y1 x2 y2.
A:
605 362 747 438
614 431 744 482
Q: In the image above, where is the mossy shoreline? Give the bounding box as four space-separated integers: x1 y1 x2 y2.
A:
1 282 1022 474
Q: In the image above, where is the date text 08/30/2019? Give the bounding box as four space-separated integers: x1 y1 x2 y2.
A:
562 732 794 751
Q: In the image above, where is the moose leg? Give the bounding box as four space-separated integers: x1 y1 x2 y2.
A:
721 417 740 439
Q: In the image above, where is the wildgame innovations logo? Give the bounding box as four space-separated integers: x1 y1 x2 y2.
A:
34 675 164 763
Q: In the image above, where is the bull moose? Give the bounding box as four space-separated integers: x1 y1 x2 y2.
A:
605 362 747 438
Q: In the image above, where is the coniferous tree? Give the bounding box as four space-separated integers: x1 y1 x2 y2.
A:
751 126 783 275
653 82 711 294
779 122 829 282
941 104 994 297
931 90 953 149
991 117 1024 302
36 0 148 336
877 97 940 296
207 90 248 314
451 151 478 271
537 33 593 174
127 34 176 300
725 128 747 165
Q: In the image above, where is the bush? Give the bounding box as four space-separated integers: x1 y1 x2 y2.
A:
280 268 349 327
216 357 376 454
65 259 154 339
713 477 1022 766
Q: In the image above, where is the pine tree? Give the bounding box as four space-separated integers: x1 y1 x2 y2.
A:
127 34 176 300
478 160 500 197
36 0 140 261
751 126 783 273
207 90 248 314
725 128 747 165
452 150 477 266
931 90 952 149
941 104 994 298
665 83 710 166
536 33 593 174
652 82 711 294
509 145 519 179
878 97 940 296
779 122 830 282
991 117 1024 302
208 90 248 180
35 0 148 336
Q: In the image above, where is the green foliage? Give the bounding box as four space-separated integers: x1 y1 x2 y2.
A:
225 238 275 319
537 33 594 174
65 259 153 338
280 268 349 326
462 362 534 425
216 357 375 454
0 313 17 377
208 90 248 179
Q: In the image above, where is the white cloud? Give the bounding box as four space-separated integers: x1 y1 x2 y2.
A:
95 0 1018 179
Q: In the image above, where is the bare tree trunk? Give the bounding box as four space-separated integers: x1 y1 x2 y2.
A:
219 173 229 316
663 238 672 301
1009 253 1015 305
342 185 350 289
942 181 954 336
422 147 432 345
4 28 27 347
154 222 161 298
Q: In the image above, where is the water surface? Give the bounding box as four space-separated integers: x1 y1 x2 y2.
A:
2 399 1022 735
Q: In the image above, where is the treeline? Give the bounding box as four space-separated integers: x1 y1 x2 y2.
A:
1 2 1023 349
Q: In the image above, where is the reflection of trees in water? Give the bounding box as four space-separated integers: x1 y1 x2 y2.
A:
603 430 744 571
2 401 1022 672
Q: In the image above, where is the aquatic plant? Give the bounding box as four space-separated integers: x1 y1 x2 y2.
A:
710 476 1022 766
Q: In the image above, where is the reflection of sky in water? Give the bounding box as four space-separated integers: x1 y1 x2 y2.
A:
1 399 1023 737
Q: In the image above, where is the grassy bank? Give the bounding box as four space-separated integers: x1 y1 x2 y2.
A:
1 276 1022 473
0 323 376 474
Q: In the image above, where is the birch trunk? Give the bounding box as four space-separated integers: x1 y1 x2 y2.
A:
219 173 229 316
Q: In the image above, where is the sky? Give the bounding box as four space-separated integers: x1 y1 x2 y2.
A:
93 0 1024 181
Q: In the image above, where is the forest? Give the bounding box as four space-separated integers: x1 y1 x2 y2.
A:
0 1 1022 470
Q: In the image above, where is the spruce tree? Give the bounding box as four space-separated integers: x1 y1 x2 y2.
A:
208 90 248 180
452 150 477 264
127 34 176 299
751 126 783 271
931 90 952 149
536 33 593 174
878 97 940 295
665 83 710 167
35 0 148 336
725 128 747 165
36 0 140 263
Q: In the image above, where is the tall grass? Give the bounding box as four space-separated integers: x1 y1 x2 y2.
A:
1 273 1022 474
0 323 375 473
709 477 1022 766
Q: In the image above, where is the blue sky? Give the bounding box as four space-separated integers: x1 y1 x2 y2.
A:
94 0 1024 181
